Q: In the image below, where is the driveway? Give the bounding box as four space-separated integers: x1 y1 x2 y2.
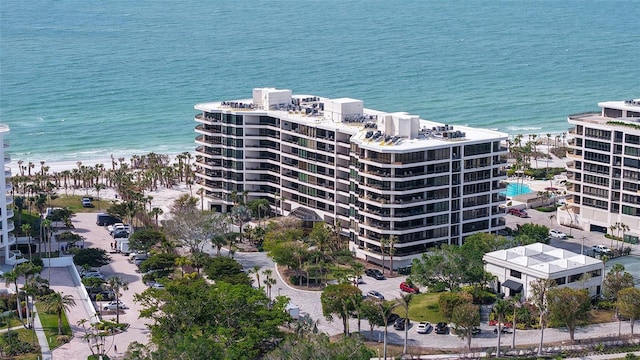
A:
48 211 639 356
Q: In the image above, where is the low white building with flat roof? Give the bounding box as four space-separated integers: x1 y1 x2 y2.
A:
484 243 604 299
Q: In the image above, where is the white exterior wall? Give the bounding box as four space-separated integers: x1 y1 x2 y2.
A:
0 125 13 265
195 88 508 270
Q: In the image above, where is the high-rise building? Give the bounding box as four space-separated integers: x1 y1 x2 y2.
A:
563 99 640 243
0 125 17 266
194 88 509 268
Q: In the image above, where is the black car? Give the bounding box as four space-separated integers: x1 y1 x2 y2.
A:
113 230 130 239
364 268 385 280
435 322 448 334
393 317 410 330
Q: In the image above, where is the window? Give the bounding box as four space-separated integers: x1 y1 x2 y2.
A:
509 269 521 279
554 277 566 285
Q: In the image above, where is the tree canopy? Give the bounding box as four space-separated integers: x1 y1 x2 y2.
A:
128 229 165 253
73 248 111 268
320 284 362 335
203 256 252 286
133 278 289 359
547 287 590 342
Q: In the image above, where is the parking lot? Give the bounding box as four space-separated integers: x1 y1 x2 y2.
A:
46 209 639 356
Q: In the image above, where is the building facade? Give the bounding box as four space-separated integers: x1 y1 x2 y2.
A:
562 99 640 241
484 243 604 299
194 88 509 268
0 125 17 266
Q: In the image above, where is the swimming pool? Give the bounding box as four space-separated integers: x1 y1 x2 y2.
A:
502 183 534 197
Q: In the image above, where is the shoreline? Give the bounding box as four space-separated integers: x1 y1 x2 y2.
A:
7 151 193 176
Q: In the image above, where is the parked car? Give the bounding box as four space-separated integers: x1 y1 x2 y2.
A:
90 291 115 301
472 327 482 335
416 322 432 334
81 198 93 208
364 268 385 280
113 230 130 239
592 244 612 254
96 213 122 226
435 322 448 334
494 326 512 334
103 301 129 311
399 281 419 293
146 281 165 289
80 270 104 280
507 208 528 218
367 290 384 300
347 275 364 284
109 223 131 236
549 229 568 239
393 317 410 330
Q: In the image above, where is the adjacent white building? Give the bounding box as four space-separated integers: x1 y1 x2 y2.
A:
484 243 604 299
0 125 18 267
562 99 640 243
194 88 509 269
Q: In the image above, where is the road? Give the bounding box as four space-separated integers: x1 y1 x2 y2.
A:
48 211 639 358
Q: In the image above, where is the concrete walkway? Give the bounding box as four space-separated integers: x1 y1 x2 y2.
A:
32 309 52 360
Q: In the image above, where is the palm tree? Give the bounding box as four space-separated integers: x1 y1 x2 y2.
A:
94 183 106 209
21 223 33 260
379 237 389 275
42 291 76 335
246 265 262 289
106 276 129 324
388 235 397 275
378 300 399 360
493 299 511 357
262 269 276 300
529 278 556 356
351 262 365 288
507 294 522 349
211 234 226 256
174 256 192 278
398 292 413 355
2 269 25 326
149 207 164 228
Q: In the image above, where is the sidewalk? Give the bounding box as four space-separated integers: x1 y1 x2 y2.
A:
32 309 52 360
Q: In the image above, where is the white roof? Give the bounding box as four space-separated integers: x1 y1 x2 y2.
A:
484 243 602 276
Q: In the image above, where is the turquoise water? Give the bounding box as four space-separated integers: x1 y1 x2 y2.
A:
502 183 534 197
1 1 639 166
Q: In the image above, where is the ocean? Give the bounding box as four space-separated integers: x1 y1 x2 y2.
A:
1 0 639 168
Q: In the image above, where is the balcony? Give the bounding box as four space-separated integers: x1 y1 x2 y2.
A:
566 151 582 160
1 219 15 232
5 196 12 206
4 167 10 177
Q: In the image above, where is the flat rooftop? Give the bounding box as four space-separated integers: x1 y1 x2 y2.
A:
195 90 508 151
484 242 603 276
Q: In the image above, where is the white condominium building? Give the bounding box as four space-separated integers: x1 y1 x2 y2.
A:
563 99 640 243
194 88 509 269
0 125 17 267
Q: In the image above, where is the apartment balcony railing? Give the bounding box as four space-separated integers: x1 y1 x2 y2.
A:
566 152 582 159
5 196 12 206
4 167 11 178
1 219 15 232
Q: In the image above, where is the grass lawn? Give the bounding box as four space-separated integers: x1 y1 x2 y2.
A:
35 303 72 349
403 292 447 323
0 327 41 359
49 195 112 213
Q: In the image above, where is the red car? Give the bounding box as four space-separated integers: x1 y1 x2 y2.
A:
400 282 419 293
507 208 528 218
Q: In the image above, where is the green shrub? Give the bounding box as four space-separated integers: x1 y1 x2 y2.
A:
56 335 71 343
428 281 448 293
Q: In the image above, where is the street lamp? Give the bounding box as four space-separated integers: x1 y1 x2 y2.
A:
278 287 282 297
581 236 586 255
